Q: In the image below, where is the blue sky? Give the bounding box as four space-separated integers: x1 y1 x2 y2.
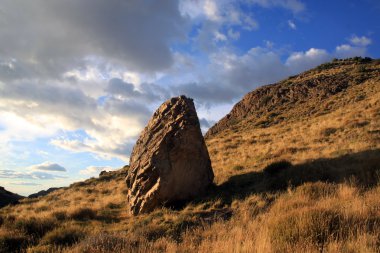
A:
0 0 379 195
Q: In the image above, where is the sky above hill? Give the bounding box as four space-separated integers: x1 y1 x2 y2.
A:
0 0 379 195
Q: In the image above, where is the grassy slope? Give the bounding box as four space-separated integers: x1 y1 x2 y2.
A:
206 57 380 184
1 58 380 253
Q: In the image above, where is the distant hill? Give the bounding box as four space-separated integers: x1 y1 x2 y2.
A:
0 186 23 208
28 187 63 199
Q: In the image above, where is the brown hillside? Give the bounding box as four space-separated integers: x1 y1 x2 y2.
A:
206 57 378 138
205 57 380 184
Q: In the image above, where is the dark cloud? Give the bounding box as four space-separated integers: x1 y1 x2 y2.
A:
0 0 188 76
106 79 137 98
199 118 216 129
29 162 67 172
199 117 216 134
102 97 152 123
106 78 170 102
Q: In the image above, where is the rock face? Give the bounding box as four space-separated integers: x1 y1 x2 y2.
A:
126 95 214 215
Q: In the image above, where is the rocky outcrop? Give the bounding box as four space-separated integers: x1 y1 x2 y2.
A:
99 171 108 177
126 95 214 215
0 186 23 208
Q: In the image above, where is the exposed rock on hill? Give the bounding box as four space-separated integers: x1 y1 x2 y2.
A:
126 95 214 215
205 57 379 138
0 186 23 208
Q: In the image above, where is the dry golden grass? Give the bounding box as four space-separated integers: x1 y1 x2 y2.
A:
0 58 380 252
206 64 380 184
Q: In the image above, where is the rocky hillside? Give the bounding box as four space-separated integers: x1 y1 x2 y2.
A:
0 186 23 208
206 57 378 138
205 57 380 183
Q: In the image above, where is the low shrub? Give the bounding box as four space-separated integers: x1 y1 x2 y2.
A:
25 245 59 253
233 165 244 171
321 127 337 137
260 95 272 106
52 211 67 221
41 225 85 247
263 160 292 176
296 182 337 200
101 189 111 195
269 208 344 251
97 209 120 224
0 230 29 253
70 181 87 188
35 206 49 212
106 202 122 209
71 233 142 253
14 217 56 239
70 207 97 221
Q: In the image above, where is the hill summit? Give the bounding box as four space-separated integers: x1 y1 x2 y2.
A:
206 57 377 138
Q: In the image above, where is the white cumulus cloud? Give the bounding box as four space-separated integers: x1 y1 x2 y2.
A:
350 35 372 47
79 166 117 175
286 48 331 74
335 44 367 58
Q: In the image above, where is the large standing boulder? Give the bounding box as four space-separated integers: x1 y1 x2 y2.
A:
126 95 214 215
